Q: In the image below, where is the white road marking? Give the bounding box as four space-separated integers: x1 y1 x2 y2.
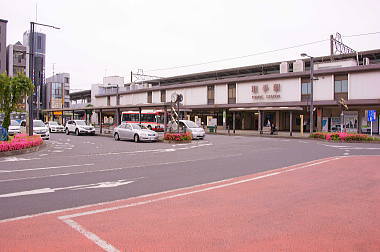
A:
0 143 214 163
0 163 94 173
0 179 138 198
323 144 380 150
298 141 309 144
0 154 241 183
0 157 42 163
62 219 120 252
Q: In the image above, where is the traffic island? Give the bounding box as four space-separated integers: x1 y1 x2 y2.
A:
0 134 45 157
310 132 380 143
163 132 192 143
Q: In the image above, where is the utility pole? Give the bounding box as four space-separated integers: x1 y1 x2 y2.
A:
28 22 35 136
27 21 60 136
301 53 314 134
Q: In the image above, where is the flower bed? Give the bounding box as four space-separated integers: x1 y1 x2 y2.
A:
164 132 192 142
0 134 43 152
310 132 379 142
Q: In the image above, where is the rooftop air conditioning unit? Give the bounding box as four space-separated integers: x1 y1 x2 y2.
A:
280 62 289 73
363 57 370 65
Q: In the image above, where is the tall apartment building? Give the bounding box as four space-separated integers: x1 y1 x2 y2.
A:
23 31 46 118
45 73 71 109
0 19 7 74
6 41 28 76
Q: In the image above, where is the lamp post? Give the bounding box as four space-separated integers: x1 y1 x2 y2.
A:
301 53 314 134
28 21 60 136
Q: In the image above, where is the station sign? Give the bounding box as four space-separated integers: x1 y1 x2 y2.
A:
252 84 281 99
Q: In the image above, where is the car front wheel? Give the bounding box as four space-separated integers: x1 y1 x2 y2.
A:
65 128 69 135
75 129 80 136
114 133 120 141
134 134 139 143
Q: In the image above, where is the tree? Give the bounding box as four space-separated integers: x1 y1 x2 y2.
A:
0 73 34 134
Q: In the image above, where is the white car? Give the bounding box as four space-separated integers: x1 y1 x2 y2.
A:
33 120 50 140
46 121 65 133
169 120 205 139
65 120 95 136
113 123 159 142
8 120 21 136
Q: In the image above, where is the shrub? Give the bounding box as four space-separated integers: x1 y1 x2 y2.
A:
164 132 192 142
0 134 43 152
310 132 377 142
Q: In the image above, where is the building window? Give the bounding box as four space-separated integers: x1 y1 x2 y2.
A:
65 90 70 96
207 85 215 105
160 90 166 103
107 96 110 106
147 91 152 103
37 36 42 50
301 77 311 102
52 83 62 99
64 102 70 108
334 74 348 100
228 83 236 104
64 77 69 83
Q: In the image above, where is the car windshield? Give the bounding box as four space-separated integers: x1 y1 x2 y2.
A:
33 121 45 127
184 121 199 128
131 124 141 130
76 121 87 126
10 120 20 126
50 122 58 126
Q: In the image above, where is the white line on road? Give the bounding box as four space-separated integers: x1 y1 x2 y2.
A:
0 154 241 183
0 179 140 198
0 163 94 173
62 219 120 252
0 142 214 163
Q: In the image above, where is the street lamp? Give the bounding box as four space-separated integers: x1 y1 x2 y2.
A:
301 53 314 134
28 21 60 136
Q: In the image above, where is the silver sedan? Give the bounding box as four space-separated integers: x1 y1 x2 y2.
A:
113 123 159 142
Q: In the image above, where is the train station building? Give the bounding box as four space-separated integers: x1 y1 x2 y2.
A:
43 49 380 134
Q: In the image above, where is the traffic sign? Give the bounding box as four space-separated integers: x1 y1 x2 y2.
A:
368 110 376 122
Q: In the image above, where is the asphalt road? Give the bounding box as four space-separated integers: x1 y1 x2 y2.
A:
1 133 379 220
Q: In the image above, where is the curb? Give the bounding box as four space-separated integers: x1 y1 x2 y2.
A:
210 132 380 143
0 142 46 157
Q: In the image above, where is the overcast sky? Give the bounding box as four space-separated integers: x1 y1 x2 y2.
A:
1 0 380 90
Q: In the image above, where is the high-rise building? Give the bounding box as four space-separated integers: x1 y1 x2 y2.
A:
6 41 29 77
23 31 46 119
0 19 8 74
46 73 71 109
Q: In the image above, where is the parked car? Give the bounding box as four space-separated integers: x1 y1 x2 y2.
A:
8 120 21 136
113 123 159 142
168 120 205 139
65 120 95 136
20 120 50 140
46 121 65 133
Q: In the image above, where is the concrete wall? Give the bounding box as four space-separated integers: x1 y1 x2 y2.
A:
119 92 147 105
152 90 161 103
183 86 207 105
215 84 228 104
349 71 380 100
313 74 334 101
